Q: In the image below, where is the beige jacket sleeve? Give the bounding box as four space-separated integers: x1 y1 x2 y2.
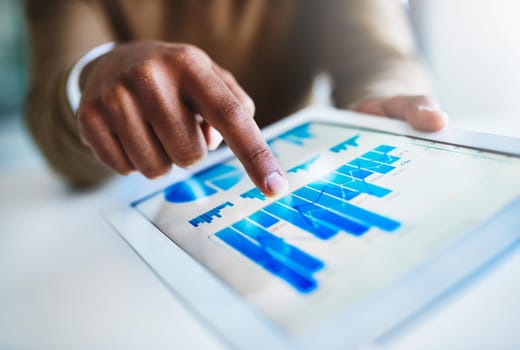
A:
321 0 433 109
24 1 115 187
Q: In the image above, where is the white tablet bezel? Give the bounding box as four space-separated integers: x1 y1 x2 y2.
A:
103 106 520 350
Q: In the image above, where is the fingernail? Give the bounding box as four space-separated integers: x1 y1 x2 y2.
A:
417 105 436 111
266 171 288 196
418 105 449 119
207 127 224 151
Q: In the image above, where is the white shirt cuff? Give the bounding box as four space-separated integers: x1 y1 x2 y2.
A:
66 42 116 114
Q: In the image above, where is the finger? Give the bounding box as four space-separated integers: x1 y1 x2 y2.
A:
206 64 252 151
127 63 208 168
200 120 224 151
77 104 134 175
355 99 386 116
102 85 171 179
182 56 288 196
380 95 449 131
213 64 255 116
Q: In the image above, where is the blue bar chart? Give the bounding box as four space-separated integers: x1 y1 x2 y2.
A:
216 225 322 293
214 139 403 293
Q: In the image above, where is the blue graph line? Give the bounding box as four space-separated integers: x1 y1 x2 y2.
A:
335 164 373 180
307 180 360 202
292 187 400 232
278 194 369 236
264 201 338 240
348 158 395 174
324 172 392 198
362 151 400 165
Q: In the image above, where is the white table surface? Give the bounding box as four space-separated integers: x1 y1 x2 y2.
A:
1 112 519 350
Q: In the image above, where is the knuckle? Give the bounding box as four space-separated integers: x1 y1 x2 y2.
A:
102 83 126 108
77 101 98 124
243 96 256 116
217 100 251 126
175 145 206 168
410 95 431 106
246 145 271 165
175 44 209 64
76 106 103 147
220 68 234 80
128 58 161 86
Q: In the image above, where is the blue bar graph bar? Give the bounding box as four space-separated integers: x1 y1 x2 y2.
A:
249 210 279 228
215 227 317 293
349 158 395 174
233 220 324 273
362 151 400 164
307 180 359 201
293 187 400 232
374 145 396 153
264 202 338 239
336 164 373 180
277 195 369 236
240 187 266 201
324 172 392 198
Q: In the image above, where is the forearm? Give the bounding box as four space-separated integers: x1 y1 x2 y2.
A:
25 65 111 187
24 0 115 187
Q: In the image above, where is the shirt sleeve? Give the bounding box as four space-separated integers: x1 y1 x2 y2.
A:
24 1 115 187
320 0 433 109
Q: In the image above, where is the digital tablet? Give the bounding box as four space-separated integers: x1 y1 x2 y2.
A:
104 106 520 350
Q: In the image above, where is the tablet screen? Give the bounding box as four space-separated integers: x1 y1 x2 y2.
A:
132 121 520 335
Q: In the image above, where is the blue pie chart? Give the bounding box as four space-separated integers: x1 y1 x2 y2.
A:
164 163 244 203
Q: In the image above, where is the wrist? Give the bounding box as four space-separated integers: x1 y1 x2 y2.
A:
66 42 116 114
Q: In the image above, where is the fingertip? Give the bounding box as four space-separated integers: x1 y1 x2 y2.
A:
264 170 289 197
414 105 450 131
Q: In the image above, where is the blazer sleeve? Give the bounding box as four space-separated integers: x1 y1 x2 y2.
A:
24 1 115 187
320 0 433 109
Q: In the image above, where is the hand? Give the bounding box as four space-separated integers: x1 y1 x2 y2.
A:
77 41 288 196
355 95 449 131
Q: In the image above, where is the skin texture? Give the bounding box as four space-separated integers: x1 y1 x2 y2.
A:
78 41 448 197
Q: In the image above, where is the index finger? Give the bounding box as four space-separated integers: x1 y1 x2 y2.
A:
179 53 288 196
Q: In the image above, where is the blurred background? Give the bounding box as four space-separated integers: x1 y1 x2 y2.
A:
410 0 520 136
0 0 26 119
